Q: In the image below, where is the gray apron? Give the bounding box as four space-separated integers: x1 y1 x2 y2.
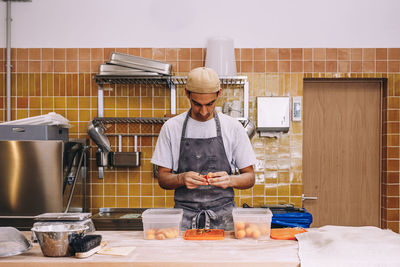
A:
174 110 236 230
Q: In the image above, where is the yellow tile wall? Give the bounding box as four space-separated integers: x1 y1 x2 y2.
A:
1 48 399 231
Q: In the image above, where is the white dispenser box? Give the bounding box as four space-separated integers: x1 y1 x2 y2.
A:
257 96 290 132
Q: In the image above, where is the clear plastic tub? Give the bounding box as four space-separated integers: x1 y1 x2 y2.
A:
232 208 272 240
142 208 183 240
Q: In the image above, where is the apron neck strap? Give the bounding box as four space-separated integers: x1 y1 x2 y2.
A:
181 109 222 140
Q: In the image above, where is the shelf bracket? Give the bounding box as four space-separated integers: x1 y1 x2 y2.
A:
98 84 104 117
168 78 176 114
244 79 249 119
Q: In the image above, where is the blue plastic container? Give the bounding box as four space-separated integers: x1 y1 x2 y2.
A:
242 204 313 228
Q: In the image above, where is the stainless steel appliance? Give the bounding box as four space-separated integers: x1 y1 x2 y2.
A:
0 140 64 216
108 52 172 75
0 126 89 230
0 125 69 141
91 208 146 230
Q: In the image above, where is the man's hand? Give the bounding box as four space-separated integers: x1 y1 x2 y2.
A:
207 171 231 189
157 165 254 190
179 171 208 189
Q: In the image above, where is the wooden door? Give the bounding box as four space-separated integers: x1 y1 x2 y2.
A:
303 80 381 227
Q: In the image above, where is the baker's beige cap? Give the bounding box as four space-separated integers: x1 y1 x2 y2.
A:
186 67 220 93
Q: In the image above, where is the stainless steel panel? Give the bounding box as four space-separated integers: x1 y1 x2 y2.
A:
110 152 141 167
108 52 172 75
34 213 91 221
0 141 63 216
98 64 160 76
92 208 146 230
0 125 68 141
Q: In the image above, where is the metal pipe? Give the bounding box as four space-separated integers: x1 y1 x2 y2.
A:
6 0 12 121
64 146 88 213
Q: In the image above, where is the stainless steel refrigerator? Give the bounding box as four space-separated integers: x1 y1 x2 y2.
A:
0 126 89 229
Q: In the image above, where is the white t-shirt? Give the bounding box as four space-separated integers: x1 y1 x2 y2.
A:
151 111 256 173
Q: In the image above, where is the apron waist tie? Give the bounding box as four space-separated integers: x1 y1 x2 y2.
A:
191 209 218 229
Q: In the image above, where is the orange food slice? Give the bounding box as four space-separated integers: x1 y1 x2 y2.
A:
183 229 225 240
204 173 212 179
270 228 307 240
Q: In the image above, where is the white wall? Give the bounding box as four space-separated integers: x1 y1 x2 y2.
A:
1 0 399 48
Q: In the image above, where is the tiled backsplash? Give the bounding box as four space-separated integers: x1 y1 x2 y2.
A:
0 48 399 231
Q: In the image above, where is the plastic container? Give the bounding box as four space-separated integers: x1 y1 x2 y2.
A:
205 37 237 76
142 208 183 240
0 227 32 257
232 208 272 240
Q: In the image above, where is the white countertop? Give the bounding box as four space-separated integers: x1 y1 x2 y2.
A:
1 231 300 267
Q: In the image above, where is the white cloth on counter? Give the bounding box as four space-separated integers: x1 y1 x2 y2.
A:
0 112 71 128
296 225 400 267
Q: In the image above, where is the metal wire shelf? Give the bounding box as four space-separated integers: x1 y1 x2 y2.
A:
93 116 247 127
94 75 172 85
94 74 249 121
172 76 248 86
93 117 169 125
94 75 248 86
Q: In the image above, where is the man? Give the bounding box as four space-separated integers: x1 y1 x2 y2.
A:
151 67 256 230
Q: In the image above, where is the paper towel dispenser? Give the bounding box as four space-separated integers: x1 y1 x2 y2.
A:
257 96 290 132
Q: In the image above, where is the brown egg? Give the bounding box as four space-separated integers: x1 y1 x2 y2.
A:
235 222 245 231
252 229 261 239
155 233 166 240
245 226 254 237
155 229 165 235
146 233 155 240
235 229 246 239
165 229 176 239
146 228 156 235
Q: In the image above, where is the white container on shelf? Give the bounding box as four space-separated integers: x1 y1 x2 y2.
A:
205 37 237 76
232 208 273 240
142 208 183 240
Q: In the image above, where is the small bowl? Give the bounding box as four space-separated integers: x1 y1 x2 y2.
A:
31 223 88 257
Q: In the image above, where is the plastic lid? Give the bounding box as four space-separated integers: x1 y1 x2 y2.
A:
142 208 183 218
232 208 273 217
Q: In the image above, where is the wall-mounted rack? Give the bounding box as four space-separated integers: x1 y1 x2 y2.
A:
93 116 248 129
94 75 249 120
